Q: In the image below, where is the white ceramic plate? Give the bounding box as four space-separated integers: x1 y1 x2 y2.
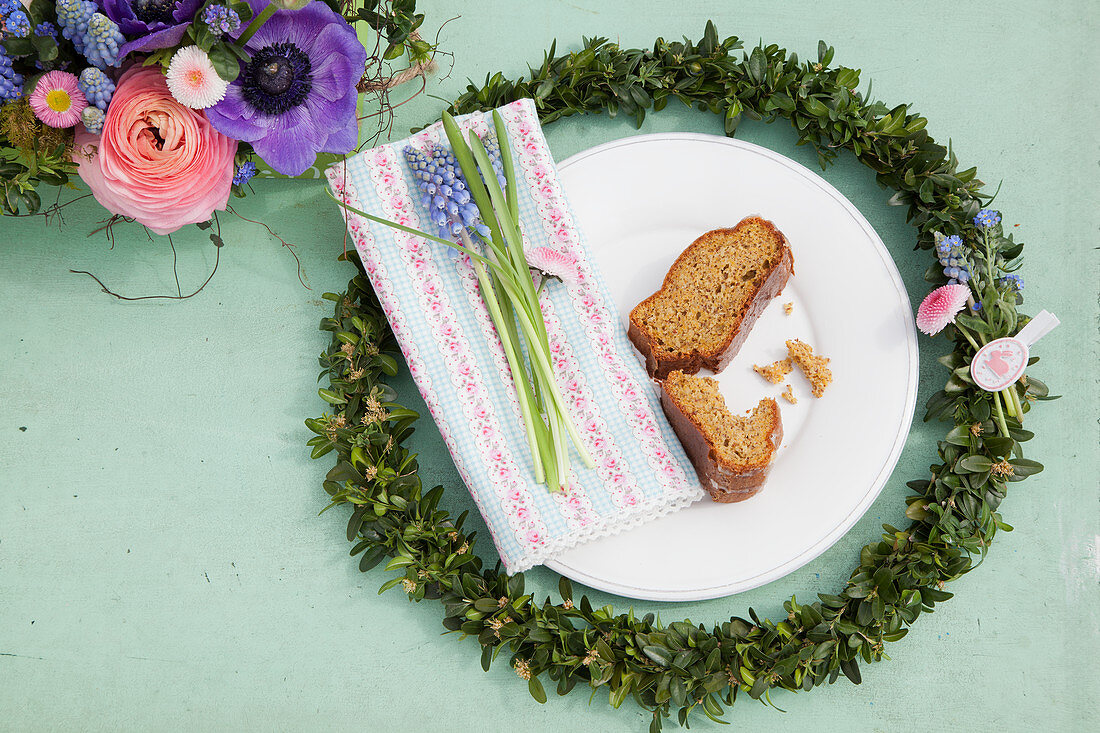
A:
545 133 918 602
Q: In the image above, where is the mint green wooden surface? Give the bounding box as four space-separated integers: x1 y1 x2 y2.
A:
1 2 1096 730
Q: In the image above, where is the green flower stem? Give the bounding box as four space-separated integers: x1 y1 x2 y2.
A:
444 113 595 474
465 235 547 484
1007 385 1025 423
992 390 1011 438
1001 387 1018 419
548 408 569 491
954 321 982 352
493 112 521 221
237 2 278 46
490 270 595 468
326 193 510 279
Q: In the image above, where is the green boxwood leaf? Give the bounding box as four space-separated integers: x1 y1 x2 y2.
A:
957 455 993 473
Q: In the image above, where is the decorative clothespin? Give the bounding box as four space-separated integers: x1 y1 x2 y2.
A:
970 310 1059 392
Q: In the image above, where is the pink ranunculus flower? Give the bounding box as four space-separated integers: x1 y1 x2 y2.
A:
74 66 237 235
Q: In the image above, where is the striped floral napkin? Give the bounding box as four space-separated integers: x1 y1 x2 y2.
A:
326 99 702 573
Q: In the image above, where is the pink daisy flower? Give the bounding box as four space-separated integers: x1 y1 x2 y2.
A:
28 71 87 129
916 283 971 335
526 246 581 287
166 46 229 110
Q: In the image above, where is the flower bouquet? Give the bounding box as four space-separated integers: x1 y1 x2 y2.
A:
0 0 434 229
332 109 599 492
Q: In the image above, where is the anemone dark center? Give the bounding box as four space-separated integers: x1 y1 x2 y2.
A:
241 42 313 116
131 0 177 25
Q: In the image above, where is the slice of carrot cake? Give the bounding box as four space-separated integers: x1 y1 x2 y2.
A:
659 370 783 503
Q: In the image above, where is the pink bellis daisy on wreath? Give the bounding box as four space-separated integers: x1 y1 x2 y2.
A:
1 0 440 295
305 24 1057 731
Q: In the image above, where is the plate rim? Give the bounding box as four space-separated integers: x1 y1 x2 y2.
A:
544 132 919 602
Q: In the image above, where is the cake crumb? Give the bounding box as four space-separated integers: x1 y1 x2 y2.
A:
783 302 794 315
753 358 792 384
781 385 797 404
786 339 832 397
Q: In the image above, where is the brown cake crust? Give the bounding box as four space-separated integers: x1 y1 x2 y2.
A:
628 217 794 380
658 380 784 503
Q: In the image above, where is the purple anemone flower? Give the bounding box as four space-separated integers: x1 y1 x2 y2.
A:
101 0 203 60
205 0 367 177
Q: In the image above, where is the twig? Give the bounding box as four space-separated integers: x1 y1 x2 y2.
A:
226 205 310 290
69 242 220 301
5 193 94 226
168 234 182 298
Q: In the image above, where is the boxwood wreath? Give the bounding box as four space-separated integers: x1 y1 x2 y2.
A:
305 23 1052 731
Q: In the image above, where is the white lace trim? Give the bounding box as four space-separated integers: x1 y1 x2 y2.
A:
506 486 705 573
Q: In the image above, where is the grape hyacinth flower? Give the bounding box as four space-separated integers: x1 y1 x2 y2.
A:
56 0 97 55
403 144 489 241
78 67 114 110
481 134 509 192
232 160 257 186
934 232 971 284
205 0 366 176
202 4 240 35
0 48 23 103
81 105 104 133
83 13 125 68
973 208 1002 228
4 8 30 36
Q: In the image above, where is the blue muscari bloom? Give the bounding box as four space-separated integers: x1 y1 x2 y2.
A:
403 144 490 242
934 232 970 283
82 13 124 69
5 9 31 37
81 106 104 133
973 208 1001 228
56 0 97 56
1000 274 1023 292
481 134 509 192
78 67 114 111
233 161 258 187
202 5 241 36
35 21 59 38
0 47 23 103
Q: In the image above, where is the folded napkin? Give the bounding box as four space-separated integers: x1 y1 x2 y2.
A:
326 99 702 573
